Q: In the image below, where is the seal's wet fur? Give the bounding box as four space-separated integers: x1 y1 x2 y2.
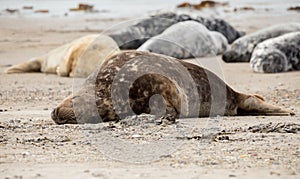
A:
51 51 294 124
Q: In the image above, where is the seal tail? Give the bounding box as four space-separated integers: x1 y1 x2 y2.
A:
5 58 42 74
237 93 295 116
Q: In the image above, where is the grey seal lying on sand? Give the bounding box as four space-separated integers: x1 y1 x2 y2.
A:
51 51 294 124
250 32 300 73
222 23 300 62
109 12 244 49
5 34 120 77
137 21 228 59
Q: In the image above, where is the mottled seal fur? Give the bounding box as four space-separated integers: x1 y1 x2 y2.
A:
250 32 300 73
109 12 244 49
222 23 300 62
51 51 294 124
179 14 245 44
137 21 228 59
5 34 120 77
109 13 178 49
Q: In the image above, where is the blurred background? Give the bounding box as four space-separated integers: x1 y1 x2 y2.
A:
1 0 299 19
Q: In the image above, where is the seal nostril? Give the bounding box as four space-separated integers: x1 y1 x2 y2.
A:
51 108 57 120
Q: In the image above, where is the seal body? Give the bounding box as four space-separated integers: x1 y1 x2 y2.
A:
109 12 244 49
109 13 178 49
187 15 245 43
137 21 228 59
5 34 120 77
250 32 300 73
51 51 294 124
222 23 300 62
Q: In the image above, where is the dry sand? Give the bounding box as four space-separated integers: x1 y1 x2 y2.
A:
0 8 300 179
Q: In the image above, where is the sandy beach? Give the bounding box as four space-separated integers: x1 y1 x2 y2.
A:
0 1 300 178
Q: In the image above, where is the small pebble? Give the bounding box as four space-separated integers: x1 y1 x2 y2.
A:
160 154 172 158
21 151 30 156
270 171 280 176
131 134 142 138
251 153 258 157
83 141 91 145
287 170 296 175
92 173 104 177
281 99 290 102
239 155 248 158
278 83 284 86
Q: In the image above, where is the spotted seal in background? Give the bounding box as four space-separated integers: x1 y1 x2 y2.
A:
50 51 294 124
5 34 120 77
178 14 245 44
222 23 300 62
137 21 228 59
109 12 244 49
250 32 300 73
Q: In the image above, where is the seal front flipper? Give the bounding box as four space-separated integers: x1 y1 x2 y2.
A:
237 93 295 116
5 57 43 74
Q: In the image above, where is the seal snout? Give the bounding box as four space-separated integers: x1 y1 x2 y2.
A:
51 107 67 125
51 107 77 125
51 108 58 122
51 97 77 124
222 51 237 62
222 51 251 63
